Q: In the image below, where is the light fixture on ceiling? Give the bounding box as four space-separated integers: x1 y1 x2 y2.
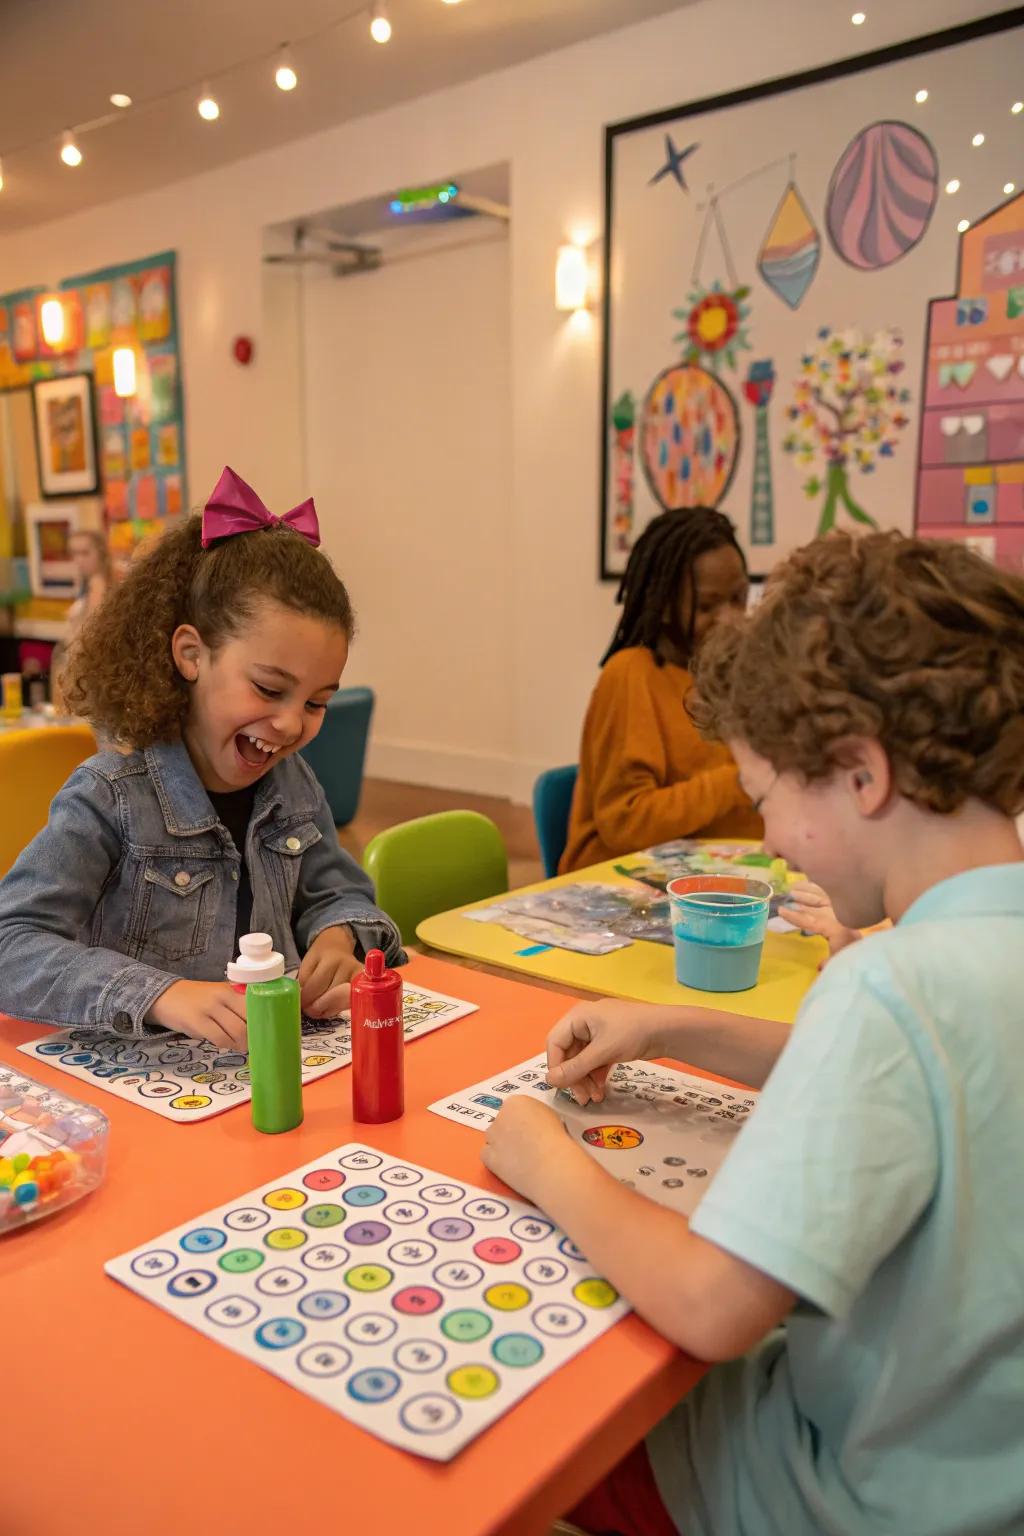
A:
370 3 392 43
109 93 132 109
441 0 465 5
40 298 65 347
915 89 928 104
1005 182 1016 195
275 46 298 91
971 132 985 147
957 218 970 234
851 11 866 24
197 87 220 121
60 130 82 167
1012 101 1023 115
113 347 137 398
945 178 960 194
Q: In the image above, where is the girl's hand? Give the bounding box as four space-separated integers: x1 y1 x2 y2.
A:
778 882 861 955
147 980 248 1049
481 1096 572 1204
299 926 362 1017
546 999 663 1107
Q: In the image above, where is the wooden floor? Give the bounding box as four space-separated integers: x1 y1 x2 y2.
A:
338 778 545 890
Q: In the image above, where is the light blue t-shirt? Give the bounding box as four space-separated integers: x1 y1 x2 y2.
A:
648 862 1024 1536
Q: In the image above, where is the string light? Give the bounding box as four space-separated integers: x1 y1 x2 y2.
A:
945 179 960 194
197 87 220 121
851 11 866 24
1012 101 1023 115
971 132 985 147
370 2 392 43
60 130 82 167
1005 182 1016 195
915 89 928 104
274 47 298 91
957 218 970 233
109 93 132 109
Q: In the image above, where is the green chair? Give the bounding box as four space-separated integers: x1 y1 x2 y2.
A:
362 810 509 946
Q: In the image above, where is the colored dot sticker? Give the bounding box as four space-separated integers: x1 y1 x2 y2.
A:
379 1164 423 1187
345 1312 398 1346
302 1054 334 1068
297 1289 349 1321
394 1338 447 1374
61 1051 100 1068
524 1257 568 1286
205 1295 260 1328
347 1368 400 1404
180 1226 226 1254
428 1217 474 1243
484 1282 531 1312
265 1227 307 1251
532 1303 585 1338
392 1285 443 1316
384 1201 428 1226
302 1244 349 1272
297 1343 352 1378
573 1278 619 1309
344 1264 393 1293
463 1198 509 1221
256 1267 307 1297
420 1183 465 1205
387 1240 436 1268
559 1236 586 1262
492 1333 544 1369
511 1216 555 1244
263 1188 307 1211
189 1072 224 1085
131 1249 178 1279
339 1151 383 1171
581 1124 643 1150
170 1094 212 1112
473 1237 521 1266
447 1364 499 1400
303 1203 346 1229
167 1269 216 1298
342 1185 386 1208
400 1393 462 1435
440 1309 492 1343
345 1220 391 1246
139 1080 179 1098
433 1260 485 1290
303 1168 345 1193
255 1317 306 1350
219 1248 264 1274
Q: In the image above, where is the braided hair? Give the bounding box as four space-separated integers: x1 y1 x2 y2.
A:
602 507 745 667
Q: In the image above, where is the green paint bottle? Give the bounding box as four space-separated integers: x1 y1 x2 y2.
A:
246 976 303 1134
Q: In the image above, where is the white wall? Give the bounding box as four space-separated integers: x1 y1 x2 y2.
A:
0 0 1007 801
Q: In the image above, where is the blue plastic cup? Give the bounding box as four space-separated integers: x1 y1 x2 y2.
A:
667 874 773 993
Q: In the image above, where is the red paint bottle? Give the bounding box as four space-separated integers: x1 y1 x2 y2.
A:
350 950 404 1123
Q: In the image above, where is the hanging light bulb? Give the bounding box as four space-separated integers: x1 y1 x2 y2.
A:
197 86 220 121
275 46 298 91
370 3 392 43
60 130 82 167
40 299 65 347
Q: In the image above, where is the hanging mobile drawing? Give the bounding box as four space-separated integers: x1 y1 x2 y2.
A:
826 121 938 271
757 170 820 308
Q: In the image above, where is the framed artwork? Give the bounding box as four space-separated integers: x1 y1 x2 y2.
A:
25 502 83 598
32 371 99 497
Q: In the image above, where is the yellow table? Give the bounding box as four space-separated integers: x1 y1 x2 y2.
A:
417 852 826 1023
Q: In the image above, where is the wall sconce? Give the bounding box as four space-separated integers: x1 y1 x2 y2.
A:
39 297 65 347
555 242 591 312
113 346 137 398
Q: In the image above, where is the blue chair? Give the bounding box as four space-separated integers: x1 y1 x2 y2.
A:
532 764 579 878
300 686 375 826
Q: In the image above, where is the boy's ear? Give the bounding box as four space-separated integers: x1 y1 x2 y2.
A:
171 624 203 683
842 737 891 815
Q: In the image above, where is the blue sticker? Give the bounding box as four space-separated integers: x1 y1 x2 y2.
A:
347 1368 400 1403
254 1317 306 1350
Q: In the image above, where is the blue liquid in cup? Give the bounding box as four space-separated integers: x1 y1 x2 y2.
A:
670 888 769 993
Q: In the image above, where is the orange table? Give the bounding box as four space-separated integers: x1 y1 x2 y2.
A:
0 955 731 1536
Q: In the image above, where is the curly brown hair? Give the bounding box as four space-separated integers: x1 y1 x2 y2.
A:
692 531 1024 816
62 515 355 747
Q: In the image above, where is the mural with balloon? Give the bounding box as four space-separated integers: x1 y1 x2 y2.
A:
599 12 1024 578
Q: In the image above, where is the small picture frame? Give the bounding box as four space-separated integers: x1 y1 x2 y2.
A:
25 502 83 599
31 372 99 498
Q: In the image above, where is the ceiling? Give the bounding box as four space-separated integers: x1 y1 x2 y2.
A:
0 0 691 235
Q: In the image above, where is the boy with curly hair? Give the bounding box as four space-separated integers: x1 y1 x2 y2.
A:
483 532 1024 1536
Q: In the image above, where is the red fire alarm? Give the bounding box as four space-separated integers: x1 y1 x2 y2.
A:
233 336 254 366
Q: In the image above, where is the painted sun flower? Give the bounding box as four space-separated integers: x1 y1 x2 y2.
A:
673 281 752 372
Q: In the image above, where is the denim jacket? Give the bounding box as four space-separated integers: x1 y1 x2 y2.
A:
0 740 404 1035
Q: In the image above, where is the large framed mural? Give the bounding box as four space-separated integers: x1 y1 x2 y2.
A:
599 9 1024 578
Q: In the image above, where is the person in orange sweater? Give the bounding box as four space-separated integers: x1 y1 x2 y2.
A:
561 508 761 872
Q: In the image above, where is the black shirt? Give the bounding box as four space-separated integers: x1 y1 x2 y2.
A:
208 782 259 950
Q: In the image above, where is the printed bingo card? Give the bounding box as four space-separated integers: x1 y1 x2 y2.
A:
106 1143 628 1460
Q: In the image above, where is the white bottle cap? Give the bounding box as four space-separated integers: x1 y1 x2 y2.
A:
226 932 286 984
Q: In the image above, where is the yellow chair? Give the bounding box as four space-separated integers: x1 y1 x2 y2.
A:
0 725 98 878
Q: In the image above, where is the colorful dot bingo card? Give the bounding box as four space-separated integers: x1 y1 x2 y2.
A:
105 1143 628 1460
18 985 477 1123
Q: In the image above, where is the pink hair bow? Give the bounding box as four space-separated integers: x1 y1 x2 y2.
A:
201 466 320 549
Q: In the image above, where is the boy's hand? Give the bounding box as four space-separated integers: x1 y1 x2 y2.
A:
299 926 362 1017
546 998 662 1106
778 881 861 955
481 1096 572 1204
147 980 248 1050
